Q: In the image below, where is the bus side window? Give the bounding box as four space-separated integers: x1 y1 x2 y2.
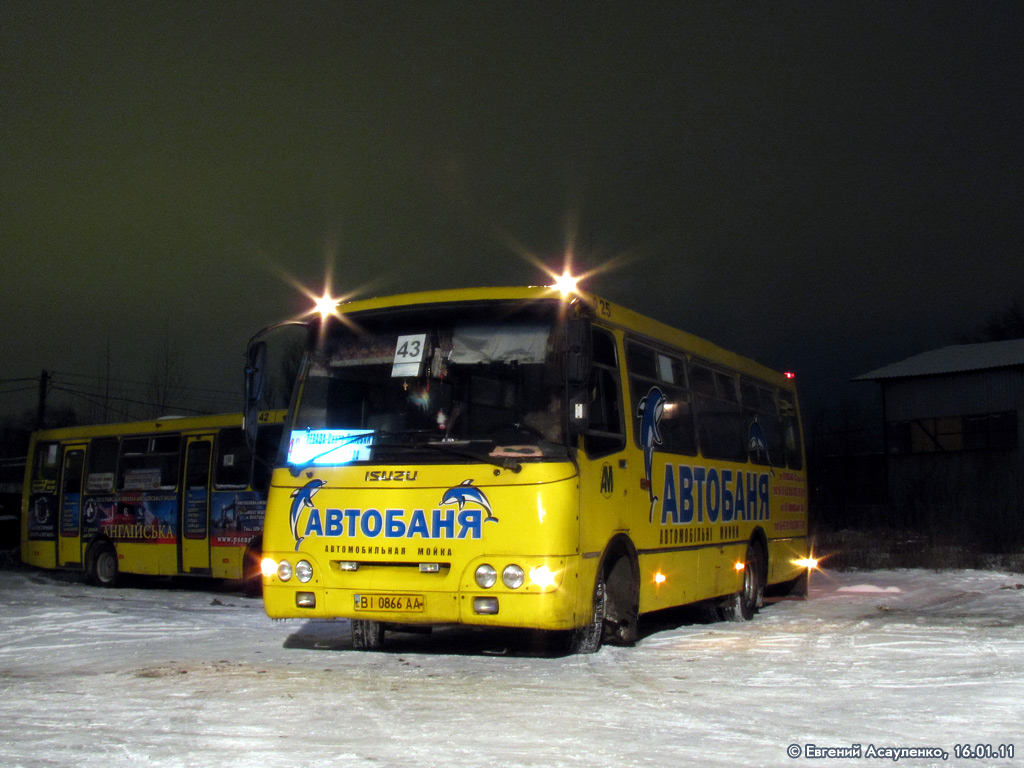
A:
741 379 783 467
31 442 60 492
779 391 804 470
118 435 181 490
626 340 696 456
691 363 746 462
86 437 118 493
215 428 253 490
185 442 211 490
584 328 625 457
62 450 85 495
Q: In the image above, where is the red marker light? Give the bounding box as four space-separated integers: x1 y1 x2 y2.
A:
784 371 796 379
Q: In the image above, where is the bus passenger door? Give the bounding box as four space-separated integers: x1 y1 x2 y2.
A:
180 436 214 574
58 445 86 567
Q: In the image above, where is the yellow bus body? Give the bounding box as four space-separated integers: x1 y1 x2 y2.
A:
258 286 809 647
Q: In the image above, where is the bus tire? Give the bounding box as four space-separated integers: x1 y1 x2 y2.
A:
603 552 640 646
720 540 765 622
569 575 606 654
351 619 385 651
87 541 118 588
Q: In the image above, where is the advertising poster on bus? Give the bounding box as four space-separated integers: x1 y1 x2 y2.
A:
211 491 266 548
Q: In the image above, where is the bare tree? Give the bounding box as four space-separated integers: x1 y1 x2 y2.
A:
88 342 124 423
146 325 190 418
960 297 1024 342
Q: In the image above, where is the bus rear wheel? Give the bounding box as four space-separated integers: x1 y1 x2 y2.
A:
351 619 385 651
87 541 118 588
720 541 765 622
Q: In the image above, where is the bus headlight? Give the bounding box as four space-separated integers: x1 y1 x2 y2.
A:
277 560 293 582
475 564 497 589
260 558 278 578
502 564 525 589
295 560 313 583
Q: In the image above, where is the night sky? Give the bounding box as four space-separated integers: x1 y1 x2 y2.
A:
2 2 1021 423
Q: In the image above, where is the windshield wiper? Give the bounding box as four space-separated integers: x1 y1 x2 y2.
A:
371 439 523 473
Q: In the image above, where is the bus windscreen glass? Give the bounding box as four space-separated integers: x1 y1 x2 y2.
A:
290 304 569 464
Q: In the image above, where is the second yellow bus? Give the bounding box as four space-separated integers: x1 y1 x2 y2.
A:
22 411 284 590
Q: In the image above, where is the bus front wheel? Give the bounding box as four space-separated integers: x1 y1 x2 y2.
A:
570 546 640 654
351 619 385 650
87 542 119 588
569 575 606 654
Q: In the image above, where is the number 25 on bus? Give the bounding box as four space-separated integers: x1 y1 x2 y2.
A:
249 286 815 653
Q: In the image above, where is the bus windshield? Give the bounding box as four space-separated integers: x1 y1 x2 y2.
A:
289 303 569 466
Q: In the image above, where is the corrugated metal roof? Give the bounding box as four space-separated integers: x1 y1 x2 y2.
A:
854 339 1024 381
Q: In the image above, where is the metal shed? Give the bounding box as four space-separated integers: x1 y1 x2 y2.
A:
855 340 1024 551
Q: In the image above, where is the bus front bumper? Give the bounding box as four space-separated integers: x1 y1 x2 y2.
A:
262 559 583 632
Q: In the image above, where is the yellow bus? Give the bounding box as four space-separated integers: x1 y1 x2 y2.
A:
251 286 811 652
21 411 285 590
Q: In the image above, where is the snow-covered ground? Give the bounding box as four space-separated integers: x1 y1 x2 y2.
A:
1 565 1021 768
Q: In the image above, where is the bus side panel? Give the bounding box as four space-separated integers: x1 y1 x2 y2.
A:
637 549 705 614
23 440 59 569
23 490 58 569
767 536 809 585
210 545 246 580
209 490 264 579
108 542 178 577
115 543 155 576
22 540 57 570
98 492 178 576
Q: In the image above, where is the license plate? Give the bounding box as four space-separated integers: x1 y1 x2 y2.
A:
354 594 425 613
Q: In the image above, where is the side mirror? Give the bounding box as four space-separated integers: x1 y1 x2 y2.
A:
243 341 268 447
565 318 592 385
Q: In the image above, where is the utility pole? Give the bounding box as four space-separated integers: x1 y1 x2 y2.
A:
35 369 49 430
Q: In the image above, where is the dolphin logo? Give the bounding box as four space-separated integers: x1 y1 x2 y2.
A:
637 386 667 522
748 419 775 476
289 479 325 550
440 479 498 523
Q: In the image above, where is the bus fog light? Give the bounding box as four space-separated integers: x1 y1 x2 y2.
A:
295 560 313 583
296 592 316 608
260 558 278 578
277 560 293 582
338 561 359 572
502 564 525 589
475 564 497 588
473 596 499 615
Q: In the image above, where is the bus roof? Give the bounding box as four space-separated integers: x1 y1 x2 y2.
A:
30 410 285 443
331 286 795 390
